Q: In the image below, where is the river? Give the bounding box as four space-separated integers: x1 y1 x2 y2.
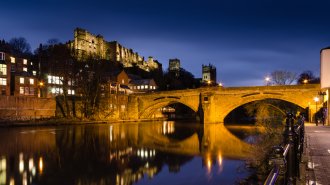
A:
0 121 255 185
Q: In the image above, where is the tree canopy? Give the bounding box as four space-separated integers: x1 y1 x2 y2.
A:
297 70 320 84
8 37 32 54
270 70 297 85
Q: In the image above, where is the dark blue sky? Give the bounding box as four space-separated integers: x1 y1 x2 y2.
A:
1 0 330 87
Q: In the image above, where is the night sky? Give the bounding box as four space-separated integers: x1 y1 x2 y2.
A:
1 0 330 87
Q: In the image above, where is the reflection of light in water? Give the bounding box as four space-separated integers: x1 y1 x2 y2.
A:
29 158 33 171
10 178 14 185
137 150 140 156
39 157 43 173
32 166 36 176
150 150 152 157
23 171 27 185
0 156 6 185
207 160 211 168
19 153 24 173
219 155 222 165
153 150 155 155
110 125 113 141
121 132 125 139
141 149 144 157
162 121 175 134
145 162 149 168
145 151 148 157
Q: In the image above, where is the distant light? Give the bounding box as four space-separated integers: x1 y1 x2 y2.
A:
315 97 319 102
39 157 43 172
207 160 211 168
266 77 270 81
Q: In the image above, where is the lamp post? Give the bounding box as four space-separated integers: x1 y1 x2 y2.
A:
304 79 308 85
265 77 270 86
315 97 319 125
219 83 222 87
38 82 44 98
208 80 211 87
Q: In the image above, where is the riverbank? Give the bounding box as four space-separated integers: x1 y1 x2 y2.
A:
0 117 169 127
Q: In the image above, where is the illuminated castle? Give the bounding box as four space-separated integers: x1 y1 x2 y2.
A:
67 28 162 72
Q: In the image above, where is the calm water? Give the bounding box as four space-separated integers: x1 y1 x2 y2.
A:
0 121 254 185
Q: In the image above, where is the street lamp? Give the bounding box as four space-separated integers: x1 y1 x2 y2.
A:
219 83 222 87
265 77 270 86
208 80 211 87
315 97 319 125
304 79 308 85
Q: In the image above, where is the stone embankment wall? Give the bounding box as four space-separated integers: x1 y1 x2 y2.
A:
0 95 56 121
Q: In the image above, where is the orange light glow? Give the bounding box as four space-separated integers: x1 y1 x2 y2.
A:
207 160 211 168
219 155 222 165
265 77 270 81
39 157 43 172
39 82 43 86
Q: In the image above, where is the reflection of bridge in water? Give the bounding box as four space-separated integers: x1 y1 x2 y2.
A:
127 84 320 123
0 122 251 185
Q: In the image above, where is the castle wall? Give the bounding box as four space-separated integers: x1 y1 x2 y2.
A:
68 28 161 72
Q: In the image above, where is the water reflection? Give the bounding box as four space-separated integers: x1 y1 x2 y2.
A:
0 122 250 185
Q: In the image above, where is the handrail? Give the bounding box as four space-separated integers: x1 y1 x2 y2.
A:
264 113 305 185
264 166 280 185
283 141 291 158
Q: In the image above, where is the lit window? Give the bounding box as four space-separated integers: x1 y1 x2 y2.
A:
121 105 125 110
141 85 144 89
137 86 140 89
60 77 63 85
20 78 24 84
60 88 63 94
48 76 52 84
122 79 124 84
23 59 27 65
33 71 36 76
0 64 6 75
56 88 60 94
145 85 148 89
153 86 156 89
101 86 104 91
23 67 27 72
51 88 55 93
30 87 34 95
0 52 4 60
11 57 15 63
20 87 24 94
25 87 29 95
0 78 6 85
110 104 112 108
134 86 136 89
55 77 59 84
30 79 34 85
101 93 105 97
68 90 71 94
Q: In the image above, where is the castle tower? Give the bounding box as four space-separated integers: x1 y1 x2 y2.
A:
169 58 180 77
202 64 216 83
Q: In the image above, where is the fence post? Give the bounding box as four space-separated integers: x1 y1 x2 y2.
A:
293 118 299 179
282 112 296 183
270 146 286 184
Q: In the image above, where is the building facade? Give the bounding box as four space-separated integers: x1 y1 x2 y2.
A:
202 64 216 83
67 28 162 72
169 58 180 77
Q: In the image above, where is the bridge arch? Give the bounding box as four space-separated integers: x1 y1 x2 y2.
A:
139 99 198 119
216 94 308 122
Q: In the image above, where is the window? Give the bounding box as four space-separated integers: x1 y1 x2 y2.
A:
153 86 156 89
145 85 148 89
141 85 144 89
68 90 71 94
11 57 15 63
137 86 140 89
55 77 59 84
68 90 75 95
114 104 116 108
33 71 36 76
0 78 6 85
101 93 105 97
0 64 6 75
30 87 34 95
0 52 4 60
51 88 55 93
30 79 34 85
134 86 136 89
23 59 27 65
100 86 104 91
204 97 208 101
25 87 29 95
11 66 16 72
122 79 124 84
110 104 112 108
20 78 24 84
23 67 27 72
20 87 24 94
121 105 125 111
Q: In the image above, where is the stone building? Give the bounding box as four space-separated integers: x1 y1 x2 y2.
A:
67 28 162 72
10 71 37 97
202 64 216 83
169 58 180 77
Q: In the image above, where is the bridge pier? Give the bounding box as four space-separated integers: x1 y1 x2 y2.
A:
200 93 216 124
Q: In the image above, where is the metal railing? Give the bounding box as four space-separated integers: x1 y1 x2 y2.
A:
264 112 305 185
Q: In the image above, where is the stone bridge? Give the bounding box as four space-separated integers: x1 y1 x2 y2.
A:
127 84 320 123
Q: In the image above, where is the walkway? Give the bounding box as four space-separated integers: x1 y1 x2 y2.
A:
305 122 330 185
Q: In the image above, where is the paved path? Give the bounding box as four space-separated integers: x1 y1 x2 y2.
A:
305 122 330 185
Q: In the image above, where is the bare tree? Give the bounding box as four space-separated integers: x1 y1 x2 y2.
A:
270 70 298 85
9 37 32 54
